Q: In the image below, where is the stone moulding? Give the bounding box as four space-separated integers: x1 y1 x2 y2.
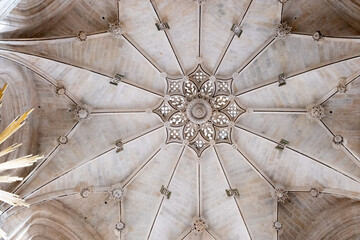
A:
306 104 325 121
153 65 243 156
274 22 291 40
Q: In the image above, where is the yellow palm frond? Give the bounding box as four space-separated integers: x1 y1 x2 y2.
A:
0 155 42 172
0 109 34 146
0 83 8 105
0 189 29 207
0 176 23 183
0 86 38 238
0 143 22 158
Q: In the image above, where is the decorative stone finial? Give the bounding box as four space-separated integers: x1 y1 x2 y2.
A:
231 24 243 38
115 139 124 153
154 65 241 156
306 104 325 121
273 221 283 231
115 221 125 231
55 85 66 95
74 105 91 122
109 21 125 38
271 186 289 203
309 188 320 198
337 78 347 94
274 22 291 40
192 217 208 233
333 135 344 145
108 186 125 202
77 31 87 42
80 188 91 198
166 128 182 144
114 221 126 236
57 136 68 145
312 31 324 41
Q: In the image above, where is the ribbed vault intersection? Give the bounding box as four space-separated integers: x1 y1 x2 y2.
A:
0 0 359 240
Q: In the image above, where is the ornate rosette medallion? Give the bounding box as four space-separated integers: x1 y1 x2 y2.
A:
154 65 244 156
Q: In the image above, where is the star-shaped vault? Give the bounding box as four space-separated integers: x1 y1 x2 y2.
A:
0 0 359 239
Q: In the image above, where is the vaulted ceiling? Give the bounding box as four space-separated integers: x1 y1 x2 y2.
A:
0 0 359 240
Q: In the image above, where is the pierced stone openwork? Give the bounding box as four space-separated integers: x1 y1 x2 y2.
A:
154 65 243 156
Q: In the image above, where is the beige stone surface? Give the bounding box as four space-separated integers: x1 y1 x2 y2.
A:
323 77 360 157
283 0 360 36
0 0 359 240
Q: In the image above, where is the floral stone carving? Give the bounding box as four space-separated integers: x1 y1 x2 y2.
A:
154 65 243 156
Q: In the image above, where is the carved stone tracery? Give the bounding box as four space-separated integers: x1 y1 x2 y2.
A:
154 66 243 156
